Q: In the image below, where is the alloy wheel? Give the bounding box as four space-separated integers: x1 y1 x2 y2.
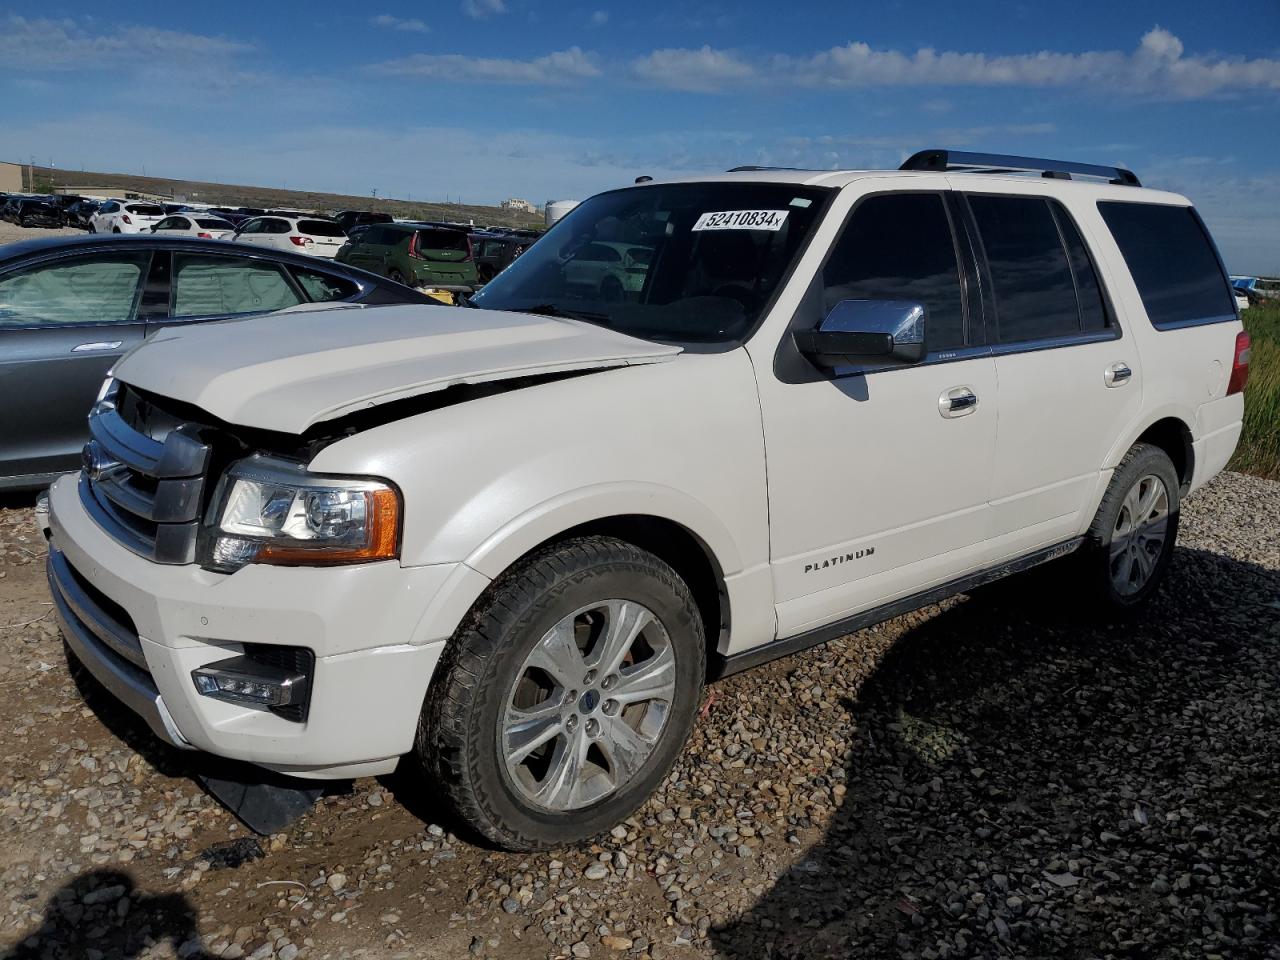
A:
501 600 676 811
1110 474 1170 596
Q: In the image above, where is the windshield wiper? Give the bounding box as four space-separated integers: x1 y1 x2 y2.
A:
517 303 612 325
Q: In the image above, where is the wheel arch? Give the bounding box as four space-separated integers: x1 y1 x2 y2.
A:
461 486 744 654
1106 409 1196 494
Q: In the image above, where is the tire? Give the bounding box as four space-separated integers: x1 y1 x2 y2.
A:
88 222 97 234
112 227 121 234
1076 442 1180 612
599 276 624 303
417 535 705 850
387 269 409 286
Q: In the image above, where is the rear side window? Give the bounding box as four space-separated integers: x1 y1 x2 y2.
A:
1054 205 1108 332
822 192 966 352
968 195 1079 344
1097 202 1235 329
172 254 303 318
298 219 344 237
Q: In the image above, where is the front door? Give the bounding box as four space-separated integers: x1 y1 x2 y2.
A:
754 188 998 637
0 251 153 483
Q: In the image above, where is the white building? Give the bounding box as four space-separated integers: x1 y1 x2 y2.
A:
500 197 537 214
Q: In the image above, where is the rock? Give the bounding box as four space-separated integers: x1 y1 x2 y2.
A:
327 873 346 892
584 863 610 881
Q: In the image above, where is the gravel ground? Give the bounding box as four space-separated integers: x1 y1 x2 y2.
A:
0 219 83 245
0 472 1277 960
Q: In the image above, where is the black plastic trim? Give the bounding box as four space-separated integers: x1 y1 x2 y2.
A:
710 537 1084 680
48 548 149 673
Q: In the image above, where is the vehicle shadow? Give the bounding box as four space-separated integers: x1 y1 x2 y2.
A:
0 869 208 959
710 546 1280 959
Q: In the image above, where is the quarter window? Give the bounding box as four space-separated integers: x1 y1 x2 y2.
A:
0 254 149 326
292 267 358 302
172 254 303 318
821 193 966 352
1097 201 1235 329
968 195 1079 344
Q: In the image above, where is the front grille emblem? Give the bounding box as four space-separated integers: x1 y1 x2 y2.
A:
82 440 123 482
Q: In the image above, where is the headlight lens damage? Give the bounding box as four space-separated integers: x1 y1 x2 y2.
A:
204 456 400 572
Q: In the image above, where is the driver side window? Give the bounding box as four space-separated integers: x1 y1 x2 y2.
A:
822 193 966 353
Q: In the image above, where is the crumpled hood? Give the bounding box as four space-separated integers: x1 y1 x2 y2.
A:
112 302 682 434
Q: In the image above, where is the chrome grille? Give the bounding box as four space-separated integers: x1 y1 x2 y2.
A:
81 391 211 565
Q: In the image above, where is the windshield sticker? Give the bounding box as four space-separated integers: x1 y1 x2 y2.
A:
789 197 813 208
692 210 789 232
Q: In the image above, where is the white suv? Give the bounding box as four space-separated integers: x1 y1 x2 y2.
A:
46 150 1249 850
89 200 167 234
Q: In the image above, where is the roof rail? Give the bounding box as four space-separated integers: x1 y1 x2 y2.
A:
900 149 1141 187
725 165 814 173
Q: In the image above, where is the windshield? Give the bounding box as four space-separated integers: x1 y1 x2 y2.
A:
471 182 830 343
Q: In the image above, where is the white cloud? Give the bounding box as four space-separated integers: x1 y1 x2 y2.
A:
590 10 609 26
628 28 1280 98
370 47 599 85
461 0 507 19
0 15 250 70
631 45 756 93
371 14 429 34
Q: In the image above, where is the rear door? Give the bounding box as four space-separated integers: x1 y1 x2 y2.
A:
959 189 1140 555
147 251 308 335
0 250 152 483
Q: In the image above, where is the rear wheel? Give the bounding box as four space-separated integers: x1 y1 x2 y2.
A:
417 536 705 850
600 276 624 303
1076 443 1180 611
111 227 121 234
387 269 409 286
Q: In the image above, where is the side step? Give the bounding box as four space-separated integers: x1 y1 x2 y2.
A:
709 537 1083 680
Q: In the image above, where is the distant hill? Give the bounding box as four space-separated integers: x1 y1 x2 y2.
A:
24 164 544 229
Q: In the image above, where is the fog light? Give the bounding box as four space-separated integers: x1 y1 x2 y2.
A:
192 656 308 709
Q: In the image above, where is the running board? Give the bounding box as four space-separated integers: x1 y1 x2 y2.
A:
709 537 1084 680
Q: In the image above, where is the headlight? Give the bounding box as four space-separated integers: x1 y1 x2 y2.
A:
203 455 400 572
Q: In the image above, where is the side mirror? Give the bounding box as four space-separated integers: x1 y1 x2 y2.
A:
794 299 927 368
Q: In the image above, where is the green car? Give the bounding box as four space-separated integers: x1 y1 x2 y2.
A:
336 223 478 293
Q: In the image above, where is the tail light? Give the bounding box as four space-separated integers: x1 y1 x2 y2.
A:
197 232 213 239
1227 331 1251 395
121 214 132 224
289 235 313 247
408 232 421 260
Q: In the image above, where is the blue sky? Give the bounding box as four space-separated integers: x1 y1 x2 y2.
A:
3 1 1279 272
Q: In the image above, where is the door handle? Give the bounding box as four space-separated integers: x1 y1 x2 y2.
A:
72 341 123 353
1104 362 1132 387
939 386 978 419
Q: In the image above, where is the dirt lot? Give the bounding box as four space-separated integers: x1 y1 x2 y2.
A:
0 220 82 244
0 471 1277 960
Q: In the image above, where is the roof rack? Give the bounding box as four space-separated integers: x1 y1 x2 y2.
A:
725 165 814 173
900 149 1141 187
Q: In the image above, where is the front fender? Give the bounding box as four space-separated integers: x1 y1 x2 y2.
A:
462 481 744 580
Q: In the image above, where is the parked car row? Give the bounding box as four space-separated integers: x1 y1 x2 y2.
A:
3 195 546 293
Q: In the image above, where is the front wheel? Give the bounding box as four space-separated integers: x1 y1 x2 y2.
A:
1077 442 1180 611
417 536 705 850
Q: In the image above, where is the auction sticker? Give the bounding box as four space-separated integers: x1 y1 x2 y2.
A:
692 210 789 232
